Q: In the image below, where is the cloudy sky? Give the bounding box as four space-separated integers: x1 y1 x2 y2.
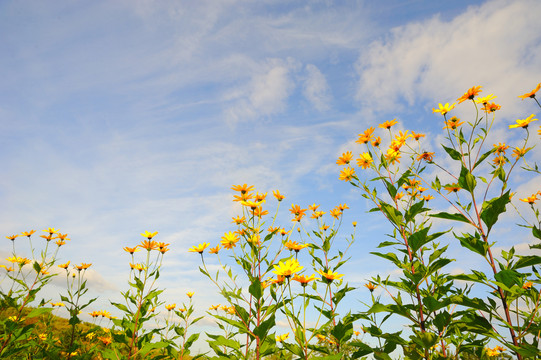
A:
1 0 540 350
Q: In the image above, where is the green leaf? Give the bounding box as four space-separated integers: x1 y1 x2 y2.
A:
27 307 52 318
458 166 476 193
248 278 262 300
405 200 428 224
480 191 510 233
408 227 430 253
473 148 496 170
494 269 520 289
514 255 541 269
442 144 462 161
252 315 275 339
430 212 470 224
455 232 487 257
532 225 541 240
379 202 403 226
184 333 200 349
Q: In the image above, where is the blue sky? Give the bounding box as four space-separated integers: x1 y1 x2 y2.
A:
1 0 541 351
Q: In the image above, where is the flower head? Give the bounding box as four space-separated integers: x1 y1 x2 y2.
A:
493 143 509 155
75 263 92 271
444 183 461 194
165 304 176 311
509 114 538 129
21 230 36 237
457 86 482 103
292 274 318 287
364 282 377 292
523 281 533 289
231 184 254 194
356 152 373 169
481 102 501 112
417 152 434 162
443 116 465 130
520 194 538 205
276 333 289 342
6 235 18 241
475 94 496 105
272 258 303 278
378 119 398 129
43 228 59 235
123 246 140 254
336 151 353 165
187 291 194 298
141 231 158 239
339 167 356 181
139 240 159 251
221 232 239 249
188 243 209 254
518 83 541 100
356 127 375 144
432 102 455 115
317 269 344 283
58 261 70 269
208 245 220 254
272 190 285 201
284 240 309 252
511 146 532 160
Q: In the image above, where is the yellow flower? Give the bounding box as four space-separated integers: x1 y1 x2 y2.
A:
75 263 91 271
443 116 465 130
21 230 36 237
284 241 309 252
98 336 112 346
356 152 373 169
165 304 176 311
209 304 220 310
276 333 289 342
6 235 18 241
141 230 158 239
356 127 375 144
411 131 425 140
520 194 538 204
417 152 434 162
123 246 140 254
232 215 245 225
509 114 538 129
187 291 194 298
38 333 47 341
378 119 398 129
330 208 342 219
209 245 221 254
432 102 456 115
272 190 285 201
139 240 159 251
231 184 254 194
254 192 267 202
339 166 356 181
385 147 401 164
272 258 303 278
518 83 541 99
364 283 377 292
352 221 357 227
457 86 482 103
481 102 501 112
40 234 54 241
475 94 496 105
42 228 59 235
55 240 66 247
492 155 506 167
444 183 461 193
130 263 145 271
188 243 209 254
511 146 531 160
336 151 353 165
371 136 382 147
56 233 70 241
292 274 318 286
493 143 509 154
317 269 344 283
240 200 264 209
221 232 239 249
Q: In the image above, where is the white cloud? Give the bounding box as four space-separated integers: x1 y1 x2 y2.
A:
356 0 541 116
303 64 332 111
